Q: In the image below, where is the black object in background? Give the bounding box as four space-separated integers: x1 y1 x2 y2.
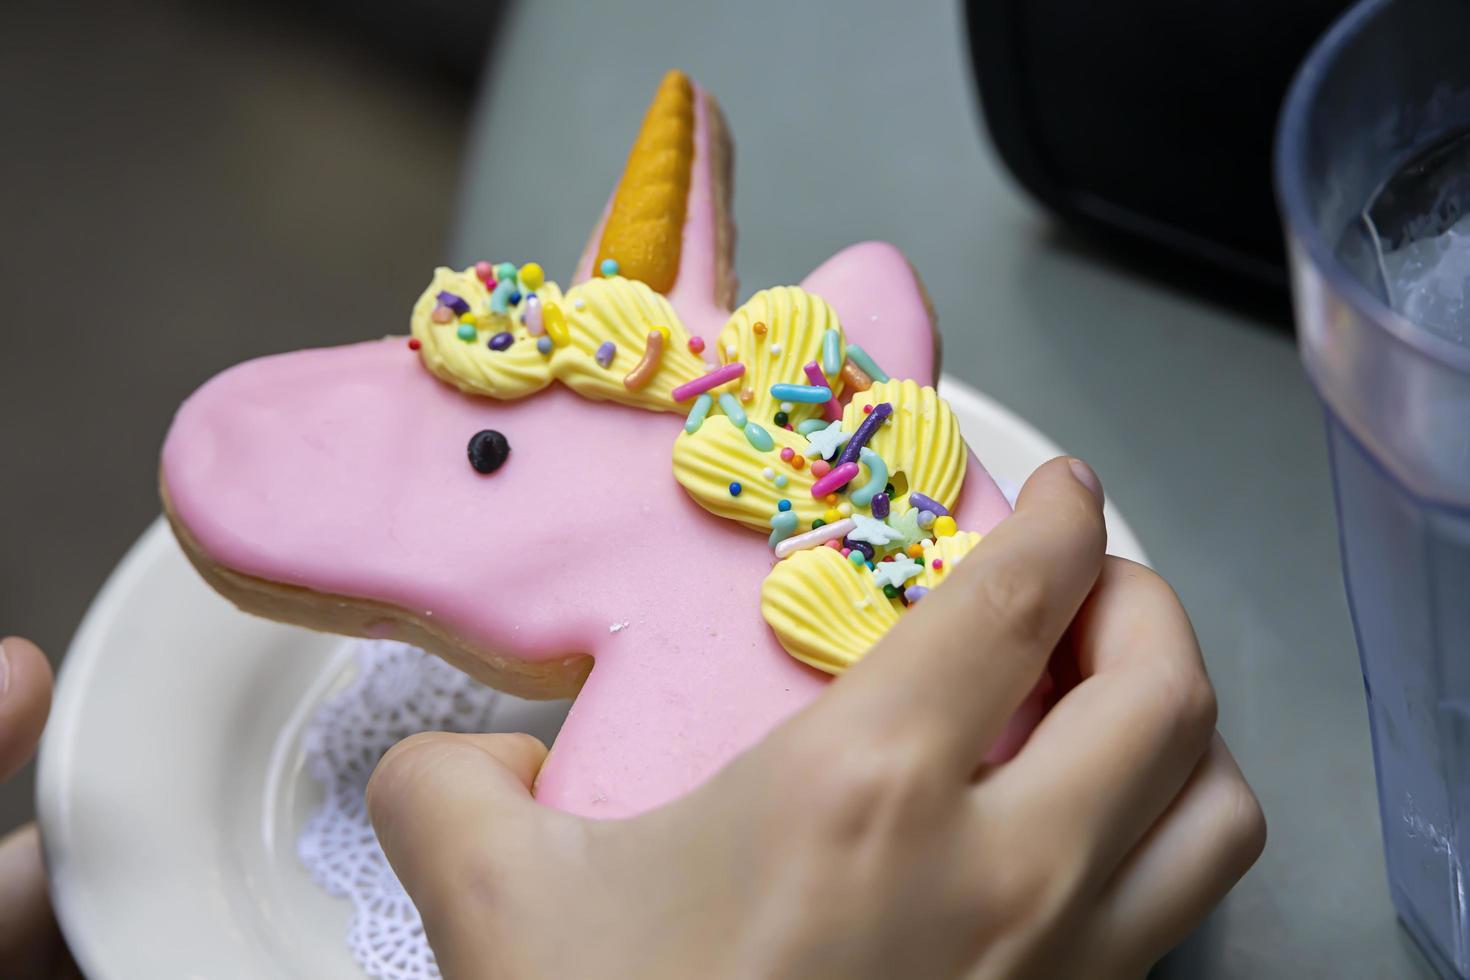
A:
966 0 1350 295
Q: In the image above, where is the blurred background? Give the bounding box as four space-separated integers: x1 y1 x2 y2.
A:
0 0 504 832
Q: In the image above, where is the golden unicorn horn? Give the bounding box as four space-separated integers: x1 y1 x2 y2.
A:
594 69 696 294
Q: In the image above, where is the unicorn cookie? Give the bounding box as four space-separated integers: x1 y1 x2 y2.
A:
161 70 1040 818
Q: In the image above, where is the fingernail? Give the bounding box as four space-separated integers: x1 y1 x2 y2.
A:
0 639 10 698
1068 458 1104 503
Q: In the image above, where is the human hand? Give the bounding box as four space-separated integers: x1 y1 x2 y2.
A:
367 458 1265 979
0 637 76 979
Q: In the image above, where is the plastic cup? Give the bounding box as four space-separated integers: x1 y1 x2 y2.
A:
1277 1 1470 974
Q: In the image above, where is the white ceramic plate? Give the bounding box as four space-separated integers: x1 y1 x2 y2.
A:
37 378 1147 979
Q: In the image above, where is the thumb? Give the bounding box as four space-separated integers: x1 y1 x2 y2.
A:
367 731 549 907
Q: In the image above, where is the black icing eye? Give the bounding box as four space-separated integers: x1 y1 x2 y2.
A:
468 429 511 474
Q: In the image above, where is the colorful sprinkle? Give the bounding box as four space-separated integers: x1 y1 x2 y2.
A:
474 260 493 279
688 336 706 354
848 549 867 567
770 343 783 356
802 419 850 459
821 328 843 376
823 508 842 524
536 336 553 355
780 401 794 413
431 305 454 324
459 312 476 324
908 492 950 517
780 447 795 462
770 383 832 404
522 295 544 335
883 584 900 599
753 321 767 336
774 411 790 427
490 278 517 314
672 362 746 402
488 331 514 351
774 474 789 488
768 510 799 549
773 517 855 559
811 461 860 497
437 291 470 315
905 543 924 559
407 337 421 351
623 330 665 391
848 513 902 546
456 323 477 341
846 539 875 561
871 492 890 519
836 402 892 468
718 392 748 428
762 467 776 480
934 516 958 537
596 340 617 368
802 361 843 420
918 510 936 529
790 455 805 470
495 262 517 282
743 421 775 451
684 393 713 433
904 585 930 604
845 344 890 383
797 417 832 436
778 499 792 512
519 262 544 291
812 460 832 479
739 385 754 403
873 556 922 589
933 559 945 570
840 358 874 392
726 344 740 358
851 447 889 507
543 303 570 347
837 502 854 517
600 258 620 277
508 291 522 306
729 481 742 496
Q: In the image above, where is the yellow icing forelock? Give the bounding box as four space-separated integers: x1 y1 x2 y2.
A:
558 276 707 411
413 269 705 414
412 267 561 400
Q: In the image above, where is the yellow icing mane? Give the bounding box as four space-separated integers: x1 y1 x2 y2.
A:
411 262 984 674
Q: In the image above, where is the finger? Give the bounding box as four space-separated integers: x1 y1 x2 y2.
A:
0 823 71 978
984 558 1217 879
1089 736 1266 974
824 457 1107 774
0 638 54 783
367 732 550 900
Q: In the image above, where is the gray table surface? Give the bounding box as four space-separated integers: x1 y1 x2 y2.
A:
448 2 1434 976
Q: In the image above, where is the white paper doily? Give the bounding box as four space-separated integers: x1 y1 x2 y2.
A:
297 640 552 980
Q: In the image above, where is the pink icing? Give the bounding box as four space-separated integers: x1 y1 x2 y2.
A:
160 78 1033 819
